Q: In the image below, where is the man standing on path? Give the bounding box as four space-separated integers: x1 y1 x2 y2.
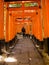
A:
21 27 26 37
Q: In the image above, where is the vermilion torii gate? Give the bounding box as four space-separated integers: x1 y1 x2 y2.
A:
0 0 49 54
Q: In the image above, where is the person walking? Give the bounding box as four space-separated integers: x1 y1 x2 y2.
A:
21 27 26 37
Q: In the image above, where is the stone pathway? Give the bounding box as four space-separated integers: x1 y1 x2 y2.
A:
3 38 45 65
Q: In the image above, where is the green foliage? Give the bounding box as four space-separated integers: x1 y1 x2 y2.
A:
24 2 38 7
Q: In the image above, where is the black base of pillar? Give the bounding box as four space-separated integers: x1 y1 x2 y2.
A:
43 38 49 55
0 40 5 55
5 36 17 53
32 35 44 49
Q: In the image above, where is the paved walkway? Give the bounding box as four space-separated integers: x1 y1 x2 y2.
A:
4 38 45 65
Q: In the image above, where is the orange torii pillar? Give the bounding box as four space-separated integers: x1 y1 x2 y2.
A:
44 0 49 38
42 0 48 39
36 9 42 41
0 0 4 54
5 3 16 42
42 0 49 53
0 0 4 40
5 3 9 42
33 10 42 41
9 11 16 41
4 3 16 52
32 8 43 48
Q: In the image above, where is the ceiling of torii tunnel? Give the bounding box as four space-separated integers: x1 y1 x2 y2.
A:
4 0 41 2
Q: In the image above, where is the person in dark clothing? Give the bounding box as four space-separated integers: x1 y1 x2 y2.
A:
21 27 26 37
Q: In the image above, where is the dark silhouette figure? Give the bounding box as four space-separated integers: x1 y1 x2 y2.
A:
21 27 26 37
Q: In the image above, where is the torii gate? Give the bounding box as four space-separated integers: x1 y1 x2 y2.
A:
0 0 49 54
0 0 49 41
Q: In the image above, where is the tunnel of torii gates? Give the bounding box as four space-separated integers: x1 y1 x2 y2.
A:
0 0 49 43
